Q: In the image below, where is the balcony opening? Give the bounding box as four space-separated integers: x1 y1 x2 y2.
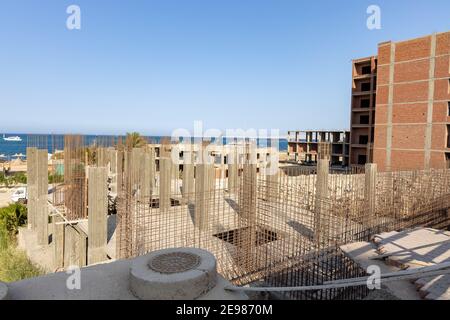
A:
360 115 370 124
446 153 450 169
359 135 369 145
357 154 367 165
361 65 371 75
447 124 450 148
213 227 279 248
448 101 450 116
361 82 371 91
360 99 370 108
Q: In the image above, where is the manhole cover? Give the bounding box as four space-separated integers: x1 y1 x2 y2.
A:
148 252 200 274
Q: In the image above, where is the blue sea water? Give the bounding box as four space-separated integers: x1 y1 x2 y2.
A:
0 133 288 160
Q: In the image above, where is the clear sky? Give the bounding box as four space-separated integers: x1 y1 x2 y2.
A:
1 0 450 136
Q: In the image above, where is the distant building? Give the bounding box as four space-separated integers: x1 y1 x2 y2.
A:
350 31 450 170
349 56 377 166
287 130 350 167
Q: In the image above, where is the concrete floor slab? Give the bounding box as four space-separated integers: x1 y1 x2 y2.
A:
371 228 450 300
6 256 247 300
340 241 422 300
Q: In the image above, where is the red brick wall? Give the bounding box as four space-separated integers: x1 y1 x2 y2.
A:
372 32 450 171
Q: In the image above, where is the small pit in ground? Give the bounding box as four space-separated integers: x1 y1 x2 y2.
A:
213 227 279 247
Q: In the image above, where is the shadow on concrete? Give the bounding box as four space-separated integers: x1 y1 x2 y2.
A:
287 220 314 240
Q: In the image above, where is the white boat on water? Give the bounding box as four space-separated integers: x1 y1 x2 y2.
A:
2 134 22 142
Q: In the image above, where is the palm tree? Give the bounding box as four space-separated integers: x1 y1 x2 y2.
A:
126 132 147 148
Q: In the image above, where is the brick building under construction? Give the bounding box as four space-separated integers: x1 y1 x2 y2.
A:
350 31 450 170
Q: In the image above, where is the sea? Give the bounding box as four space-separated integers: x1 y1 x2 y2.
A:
0 133 288 160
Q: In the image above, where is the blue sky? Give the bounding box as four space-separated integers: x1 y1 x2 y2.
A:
1 0 450 136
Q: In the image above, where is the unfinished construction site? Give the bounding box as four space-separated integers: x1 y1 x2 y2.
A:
9 133 449 300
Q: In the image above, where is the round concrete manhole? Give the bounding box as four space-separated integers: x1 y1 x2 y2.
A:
148 252 200 274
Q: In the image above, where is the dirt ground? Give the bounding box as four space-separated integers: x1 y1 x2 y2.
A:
0 187 15 208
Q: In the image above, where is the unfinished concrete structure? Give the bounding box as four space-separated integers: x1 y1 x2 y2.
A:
26 146 49 246
113 137 450 299
349 56 378 166
22 134 450 300
287 130 350 167
87 166 108 264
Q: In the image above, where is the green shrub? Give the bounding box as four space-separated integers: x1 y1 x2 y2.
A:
0 221 8 250
48 173 64 184
0 204 43 282
12 172 27 184
0 172 10 187
0 203 27 235
0 172 27 187
0 244 43 282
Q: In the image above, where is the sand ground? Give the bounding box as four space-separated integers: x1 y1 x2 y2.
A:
0 187 16 208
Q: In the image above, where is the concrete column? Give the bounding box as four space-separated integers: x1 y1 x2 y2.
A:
141 150 152 198
385 43 396 171
241 163 257 223
194 163 213 230
228 148 238 192
131 148 144 190
182 147 195 204
97 147 108 167
36 149 48 246
239 158 257 270
26 147 37 230
88 166 108 265
64 225 87 267
365 163 377 226
116 149 124 195
109 149 117 175
53 215 65 269
148 147 156 194
424 33 437 169
159 157 172 210
109 149 118 195
265 152 279 202
314 158 329 245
